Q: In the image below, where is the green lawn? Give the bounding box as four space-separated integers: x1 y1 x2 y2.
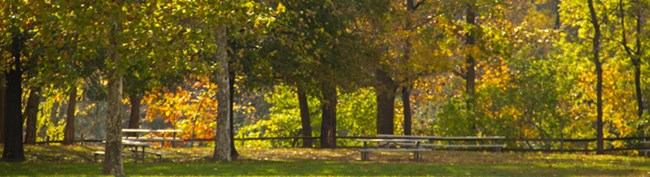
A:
1 145 649 176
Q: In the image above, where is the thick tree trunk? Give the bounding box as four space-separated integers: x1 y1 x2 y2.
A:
587 0 604 155
465 1 478 133
127 93 142 137
375 69 396 135
24 88 41 145
102 3 125 174
297 85 312 148
402 87 412 135
63 86 77 145
3 30 25 162
213 27 232 161
229 71 239 159
0 74 5 144
320 82 337 148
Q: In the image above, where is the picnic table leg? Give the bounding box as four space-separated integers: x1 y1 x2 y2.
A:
361 151 369 161
414 151 421 161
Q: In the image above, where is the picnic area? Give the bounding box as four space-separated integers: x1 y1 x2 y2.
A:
3 0 650 176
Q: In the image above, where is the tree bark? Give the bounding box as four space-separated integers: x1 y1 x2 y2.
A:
24 88 41 145
554 0 561 29
102 2 125 174
213 27 232 161
127 93 142 137
3 29 25 162
0 74 5 144
619 0 645 130
465 1 478 133
375 69 396 135
229 71 239 159
587 0 604 155
320 82 337 148
63 86 77 145
297 85 312 148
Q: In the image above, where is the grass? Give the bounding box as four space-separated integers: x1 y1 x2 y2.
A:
1 145 650 176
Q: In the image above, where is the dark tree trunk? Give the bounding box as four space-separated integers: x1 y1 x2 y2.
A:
3 30 25 162
24 88 41 145
401 0 416 136
320 82 337 148
402 87 412 135
63 86 77 145
0 74 5 144
229 71 239 159
465 1 478 133
554 0 561 29
297 85 312 148
213 27 232 161
375 69 396 135
588 0 604 155
127 93 142 137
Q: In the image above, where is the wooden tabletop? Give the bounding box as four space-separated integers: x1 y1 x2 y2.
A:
122 129 183 133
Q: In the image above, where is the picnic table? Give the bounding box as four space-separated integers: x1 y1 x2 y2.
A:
355 138 428 161
122 129 183 147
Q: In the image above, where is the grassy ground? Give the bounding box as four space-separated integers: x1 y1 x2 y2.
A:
1 145 649 176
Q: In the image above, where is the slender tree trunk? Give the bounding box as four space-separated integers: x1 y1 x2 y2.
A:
402 87 412 135
465 1 478 134
3 30 25 162
401 0 416 136
63 86 77 145
0 74 5 144
127 93 142 137
375 69 395 135
24 88 41 145
213 27 232 161
297 85 312 148
587 0 604 155
554 0 561 29
320 82 337 148
102 2 125 174
228 71 238 159
620 0 645 129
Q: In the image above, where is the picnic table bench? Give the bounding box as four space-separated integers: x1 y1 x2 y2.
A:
93 140 161 163
640 140 650 157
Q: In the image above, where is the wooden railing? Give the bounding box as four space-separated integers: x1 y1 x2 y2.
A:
37 136 650 153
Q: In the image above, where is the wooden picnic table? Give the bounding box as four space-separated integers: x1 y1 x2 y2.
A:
122 129 183 147
95 140 158 163
355 138 428 161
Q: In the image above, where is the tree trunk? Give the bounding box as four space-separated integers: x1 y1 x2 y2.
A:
587 0 604 155
402 87 412 135
213 27 232 161
619 0 645 131
102 3 125 174
3 30 25 162
63 86 77 145
0 74 5 144
465 1 478 133
24 88 41 145
127 93 142 137
320 82 337 148
554 0 561 29
375 69 396 135
401 0 416 136
297 85 312 148
229 71 239 159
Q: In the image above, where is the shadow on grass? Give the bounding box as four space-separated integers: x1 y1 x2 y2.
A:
1 160 647 176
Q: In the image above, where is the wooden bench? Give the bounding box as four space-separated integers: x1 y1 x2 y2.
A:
640 141 650 157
